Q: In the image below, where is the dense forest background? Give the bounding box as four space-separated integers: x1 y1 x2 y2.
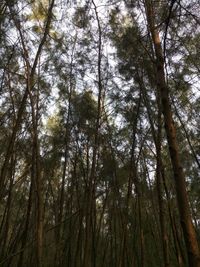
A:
0 0 200 266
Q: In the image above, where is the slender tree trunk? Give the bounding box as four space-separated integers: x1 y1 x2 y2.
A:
0 0 55 201
126 94 145 267
145 2 200 266
156 100 170 267
0 155 15 261
83 2 103 266
172 98 200 170
30 113 43 267
17 181 33 267
28 56 43 267
139 71 170 267
162 166 185 267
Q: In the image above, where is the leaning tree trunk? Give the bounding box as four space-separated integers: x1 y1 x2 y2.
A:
144 1 200 266
0 0 55 200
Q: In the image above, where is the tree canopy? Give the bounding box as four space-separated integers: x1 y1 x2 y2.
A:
0 0 200 266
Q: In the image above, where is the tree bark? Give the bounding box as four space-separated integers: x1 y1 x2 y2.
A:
145 1 200 266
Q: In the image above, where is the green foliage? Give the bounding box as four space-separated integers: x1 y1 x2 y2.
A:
71 90 97 130
0 1 199 266
73 6 89 29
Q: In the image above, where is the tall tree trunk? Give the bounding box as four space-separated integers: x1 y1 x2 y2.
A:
17 181 33 267
156 97 170 267
0 0 55 200
126 94 145 267
83 2 103 266
29 58 43 267
138 71 170 267
145 2 200 266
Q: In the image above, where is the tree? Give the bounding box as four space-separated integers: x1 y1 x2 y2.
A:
0 1 199 266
